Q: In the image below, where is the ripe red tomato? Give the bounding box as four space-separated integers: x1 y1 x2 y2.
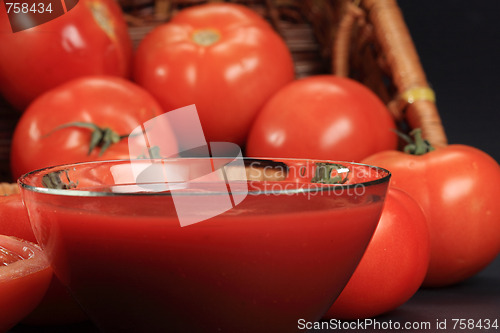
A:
0 193 87 325
0 0 132 111
325 187 430 319
133 3 295 146
363 138 500 287
0 235 52 332
246 75 398 162
10 76 178 180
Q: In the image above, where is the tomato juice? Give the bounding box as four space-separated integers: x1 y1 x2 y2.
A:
19 159 390 333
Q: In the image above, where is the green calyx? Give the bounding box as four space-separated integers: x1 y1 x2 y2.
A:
397 128 435 155
46 122 125 156
311 162 350 184
42 169 78 190
192 29 220 46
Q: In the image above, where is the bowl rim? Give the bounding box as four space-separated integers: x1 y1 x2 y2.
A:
17 157 391 197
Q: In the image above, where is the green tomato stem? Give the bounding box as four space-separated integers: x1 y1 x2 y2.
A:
41 169 78 189
46 122 123 156
399 128 435 155
311 163 350 184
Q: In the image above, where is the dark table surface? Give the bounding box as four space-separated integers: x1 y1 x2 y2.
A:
313 255 500 333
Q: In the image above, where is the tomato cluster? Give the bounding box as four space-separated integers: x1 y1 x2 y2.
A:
363 132 500 287
0 0 499 329
327 131 499 318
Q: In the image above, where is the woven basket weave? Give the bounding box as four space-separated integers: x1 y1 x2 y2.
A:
0 0 447 188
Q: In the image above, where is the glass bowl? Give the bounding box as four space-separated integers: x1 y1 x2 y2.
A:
19 157 390 333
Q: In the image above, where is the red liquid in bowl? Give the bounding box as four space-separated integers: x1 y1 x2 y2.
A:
20 160 389 333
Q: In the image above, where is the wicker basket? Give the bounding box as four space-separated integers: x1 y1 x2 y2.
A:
0 0 447 187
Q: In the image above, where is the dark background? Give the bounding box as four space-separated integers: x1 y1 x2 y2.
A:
397 1 499 162
366 2 500 331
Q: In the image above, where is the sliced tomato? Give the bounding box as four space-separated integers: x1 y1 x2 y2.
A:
0 235 52 332
0 193 87 326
